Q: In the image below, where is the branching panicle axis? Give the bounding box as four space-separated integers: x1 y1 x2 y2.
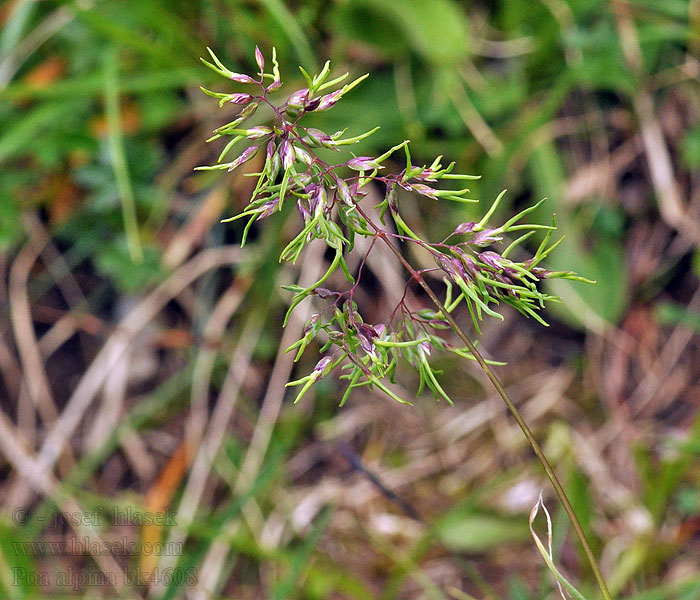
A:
198 47 590 406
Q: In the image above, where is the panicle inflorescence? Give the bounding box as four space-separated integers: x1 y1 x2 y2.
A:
198 47 592 405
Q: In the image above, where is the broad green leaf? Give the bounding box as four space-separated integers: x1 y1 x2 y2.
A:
435 509 530 552
331 0 469 64
0 520 39 599
528 143 628 329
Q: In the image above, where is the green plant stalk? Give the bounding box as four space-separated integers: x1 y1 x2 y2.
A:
370 226 613 600
104 48 143 263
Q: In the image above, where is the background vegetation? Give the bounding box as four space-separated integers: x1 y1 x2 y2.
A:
1 0 699 598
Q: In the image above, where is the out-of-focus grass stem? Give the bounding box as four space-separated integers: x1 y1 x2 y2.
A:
104 47 143 262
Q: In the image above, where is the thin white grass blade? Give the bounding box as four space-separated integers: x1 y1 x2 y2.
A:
529 493 589 600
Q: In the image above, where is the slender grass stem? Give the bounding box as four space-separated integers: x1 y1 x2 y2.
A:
104 47 143 262
366 224 613 600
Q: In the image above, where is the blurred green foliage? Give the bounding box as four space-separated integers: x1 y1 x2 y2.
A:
3 0 694 327
1 0 699 598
